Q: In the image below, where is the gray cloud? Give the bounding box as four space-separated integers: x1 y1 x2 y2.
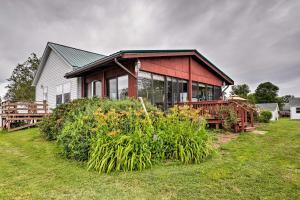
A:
0 0 299 97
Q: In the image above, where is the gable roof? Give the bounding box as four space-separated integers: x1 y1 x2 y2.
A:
255 103 279 112
32 42 105 86
289 98 300 107
65 49 234 85
48 42 105 68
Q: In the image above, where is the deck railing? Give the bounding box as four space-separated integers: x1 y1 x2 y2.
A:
177 100 256 132
1 100 48 131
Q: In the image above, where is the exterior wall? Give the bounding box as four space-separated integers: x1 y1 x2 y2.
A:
271 110 279 121
140 56 223 86
290 107 300 120
35 50 79 110
81 62 136 98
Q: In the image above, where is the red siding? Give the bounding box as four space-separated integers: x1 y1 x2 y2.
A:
191 58 223 86
140 56 223 86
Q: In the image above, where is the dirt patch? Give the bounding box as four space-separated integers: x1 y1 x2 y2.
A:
251 130 267 135
213 133 239 148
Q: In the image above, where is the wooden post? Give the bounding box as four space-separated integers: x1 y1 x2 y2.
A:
241 107 245 132
250 111 254 127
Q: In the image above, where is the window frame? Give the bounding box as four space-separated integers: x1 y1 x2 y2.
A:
107 75 128 100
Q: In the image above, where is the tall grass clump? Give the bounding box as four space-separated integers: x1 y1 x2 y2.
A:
40 98 213 173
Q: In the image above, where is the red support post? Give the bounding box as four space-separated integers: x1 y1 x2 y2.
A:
101 71 105 97
188 56 192 102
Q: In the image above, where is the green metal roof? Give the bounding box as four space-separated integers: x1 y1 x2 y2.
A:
48 42 105 68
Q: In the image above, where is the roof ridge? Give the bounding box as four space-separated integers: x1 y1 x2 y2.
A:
48 42 105 56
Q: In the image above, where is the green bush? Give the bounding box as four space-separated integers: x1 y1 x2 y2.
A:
40 98 213 173
259 110 272 123
153 106 212 164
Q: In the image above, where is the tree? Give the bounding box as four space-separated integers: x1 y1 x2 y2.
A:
247 93 256 104
230 84 250 98
281 95 294 103
5 53 40 101
254 82 279 103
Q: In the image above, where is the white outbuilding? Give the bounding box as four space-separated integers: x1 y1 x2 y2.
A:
255 103 279 121
289 98 300 120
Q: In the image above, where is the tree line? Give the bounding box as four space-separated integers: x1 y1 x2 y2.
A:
230 83 294 108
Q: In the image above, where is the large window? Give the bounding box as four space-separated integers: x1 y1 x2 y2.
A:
192 82 221 101
108 75 128 99
192 82 207 101
138 71 188 110
296 107 300 114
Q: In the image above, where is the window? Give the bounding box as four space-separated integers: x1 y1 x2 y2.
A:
42 86 48 101
108 75 128 99
138 71 152 103
192 82 206 101
56 82 71 105
198 83 206 101
137 70 189 110
56 85 63 105
118 76 128 99
87 81 102 98
213 86 222 100
63 82 71 103
179 79 188 102
296 107 300 114
153 74 165 109
206 85 213 101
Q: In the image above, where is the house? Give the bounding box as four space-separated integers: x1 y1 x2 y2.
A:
289 98 300 120
279 103 290 117
33 42 234 111
32 42 105 109
255 103 279 121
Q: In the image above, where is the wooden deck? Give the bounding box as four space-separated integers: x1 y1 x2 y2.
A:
178 100 256 132
1 101 48 132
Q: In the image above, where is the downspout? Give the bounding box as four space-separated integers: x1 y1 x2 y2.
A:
114 58 137 79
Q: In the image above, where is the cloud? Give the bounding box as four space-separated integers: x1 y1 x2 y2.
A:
0 0 299 96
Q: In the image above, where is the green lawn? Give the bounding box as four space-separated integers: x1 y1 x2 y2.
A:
1 119 300 200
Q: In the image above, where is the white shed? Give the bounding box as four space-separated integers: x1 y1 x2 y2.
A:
256 103 279 121
289 98 300 120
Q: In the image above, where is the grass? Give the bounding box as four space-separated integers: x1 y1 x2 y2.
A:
0 119 299 199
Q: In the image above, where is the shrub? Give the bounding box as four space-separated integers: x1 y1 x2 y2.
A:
259 110 272 123
40 98 213 173
219 106 238 131
153 105 212 164
52 98 157 161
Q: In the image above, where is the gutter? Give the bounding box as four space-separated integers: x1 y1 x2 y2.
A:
65 52 122 78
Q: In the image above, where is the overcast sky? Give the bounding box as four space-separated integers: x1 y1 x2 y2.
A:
1 0 299 98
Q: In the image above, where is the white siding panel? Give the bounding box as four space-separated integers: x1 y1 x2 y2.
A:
291 107 300 120
35 50 79 110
